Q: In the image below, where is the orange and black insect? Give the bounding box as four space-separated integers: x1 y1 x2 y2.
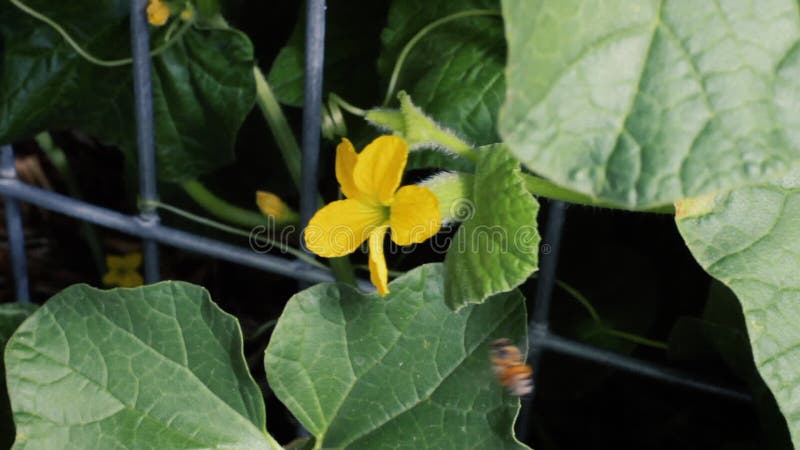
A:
490 338 533 396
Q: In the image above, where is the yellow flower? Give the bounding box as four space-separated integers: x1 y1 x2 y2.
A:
304 136 441 296
147 0 171 26
102 253 144 288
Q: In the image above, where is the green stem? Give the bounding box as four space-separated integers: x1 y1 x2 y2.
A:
603 329 668 350
35 133 107 275
141 199 323 269
10 0 192 67
554 278 668 350
329 257 357 286
329 93 366 117
181 180 290 228
382 9 502 106
522 173 675 214
254 67 302 188
554 279 601 322
355 264 406 279
245 319 278 341
253 67 357 286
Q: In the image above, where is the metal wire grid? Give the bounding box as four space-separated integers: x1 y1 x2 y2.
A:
0 0 750 440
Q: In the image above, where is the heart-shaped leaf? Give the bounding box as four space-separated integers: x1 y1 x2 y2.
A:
500 0 800 208
4 282 279 449
0 1 255 182
445 145 540 310
265 263 529 449
677 169 800 446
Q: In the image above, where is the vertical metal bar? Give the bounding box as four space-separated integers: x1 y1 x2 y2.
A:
516 200 567 442
299 0 326 230
1 146 30 302
130 0 160 283
529 201 567 354
296 0 327 438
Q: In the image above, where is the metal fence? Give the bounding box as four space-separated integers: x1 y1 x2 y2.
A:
0 0 751 443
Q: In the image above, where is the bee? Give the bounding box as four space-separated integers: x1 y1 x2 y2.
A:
490 338 533 396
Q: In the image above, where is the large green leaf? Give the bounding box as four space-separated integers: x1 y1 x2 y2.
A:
378 0 505 145
444 145 540 310
0 303 38 450
265 263 529 450
4 282 279 449
0 1 255 182
500 0 800 208
677 169 800 445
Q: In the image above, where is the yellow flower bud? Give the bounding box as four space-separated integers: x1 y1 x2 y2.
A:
256 191 290 220
180 7 194 21
147 0 171 26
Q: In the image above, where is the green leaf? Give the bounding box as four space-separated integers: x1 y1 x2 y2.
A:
677 169 800 446
378 0 505 144
500 0 800 208
265 264 529 450
667 282 754 373
0 303 38 450
667 282 792 449
267 0 388 107
0 1 255 182
444 145 540 309
4 282 279 449
407 148 475 172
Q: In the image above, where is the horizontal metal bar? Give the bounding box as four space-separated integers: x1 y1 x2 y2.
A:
538 332 752 403
0 178 341 286
0 174 752 403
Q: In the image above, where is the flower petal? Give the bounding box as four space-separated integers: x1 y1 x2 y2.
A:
147 0 170 26
390 185 442 246
304 199 387 257
353 136 408 205
120 272 144 288
121 252 142 270
102 271 122 287
368 226 390 296
106 255 123 270
335 138 361 199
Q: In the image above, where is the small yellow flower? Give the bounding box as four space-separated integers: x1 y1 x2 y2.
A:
147 0 171 26
304 136 441 296
256 191 291 221
102 253 144 288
